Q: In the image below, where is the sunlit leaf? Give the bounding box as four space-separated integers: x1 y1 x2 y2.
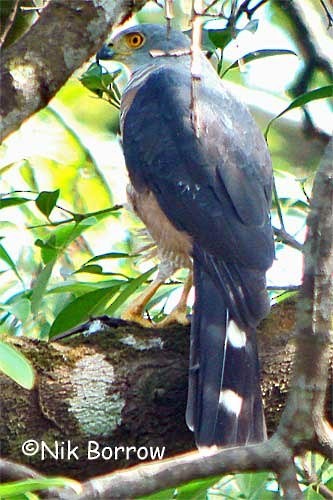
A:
106 267 157 316
75 264 104 274
0 477 81 496
86 252 134 263
243 19 259 33
139 477 221 500
0 341 35 389
325 477 333 490
30 260 55 314
304 486 325 499
11 298 31 323
265 85 333 138
49 284 122 337
20 160 38 191
176 476 221 499
35 235 58 264
47 279 125 295
0 239 23 283
35 189 60 218
0 197 30 209
222 49 297 76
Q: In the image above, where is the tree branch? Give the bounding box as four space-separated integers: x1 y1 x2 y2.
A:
0 0 148 142
273 226 303 252
0 0 20 48
273 0 333 144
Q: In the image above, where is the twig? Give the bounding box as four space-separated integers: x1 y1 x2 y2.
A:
267 285 300 291
273 226 303 251
190 0 203 138
60 440 283 499
273 177 286 231
202 0 221 15
0 0 20 48
235 0 269 21
276 1 333 95
0 459 44 481
320 0 333 28
165 0 174 33
27 204 123 229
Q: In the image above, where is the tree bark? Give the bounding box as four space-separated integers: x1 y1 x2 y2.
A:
0 0 148 141
0 299 332 481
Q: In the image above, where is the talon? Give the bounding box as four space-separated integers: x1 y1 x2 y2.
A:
121 310 154 328
158 310 190 327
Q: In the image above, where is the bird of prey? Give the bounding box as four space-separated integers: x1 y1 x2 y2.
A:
97 23 274 448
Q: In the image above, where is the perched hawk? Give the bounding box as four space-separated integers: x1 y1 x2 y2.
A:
97 24 274 448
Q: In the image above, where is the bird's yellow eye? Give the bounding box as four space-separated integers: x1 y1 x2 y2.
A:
125 32 145 49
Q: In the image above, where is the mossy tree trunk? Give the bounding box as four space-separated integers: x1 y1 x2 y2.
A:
1 299 332 480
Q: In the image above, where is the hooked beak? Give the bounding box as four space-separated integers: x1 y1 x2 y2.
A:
96 44 114 63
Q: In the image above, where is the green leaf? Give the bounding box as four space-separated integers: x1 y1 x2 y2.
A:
0 197 30 209
0 341 35 389
222 49 297 76
20 160 38 191
80 63 121 94
325 477 333 490
265 85 333 138
208 28 234 49
140 477 221 500
176 476 221 499
11 298 31 323
86 252 134 263
47 280 124 295
75 264 104 275
49 284 122 337
35 221 92 265
138 488 176 500
106 266 157 316
0 240 24 283
35 189 60 218
0 477 81 496
207 20 259 51
30 260 55 314
304 486 325 499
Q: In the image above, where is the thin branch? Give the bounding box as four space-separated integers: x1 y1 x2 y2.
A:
235 0 269 21
190 0 203 138
267 285 300 291
275 0 333 94
0 0 20 48
0 459 44 481
273 226 303 251
202 0 221 15
320 0 333 28
273 177 286 231
62 440 281 499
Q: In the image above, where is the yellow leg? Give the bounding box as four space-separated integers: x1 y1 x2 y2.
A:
121 274 166 327
121 257 192 328
157 272 192 327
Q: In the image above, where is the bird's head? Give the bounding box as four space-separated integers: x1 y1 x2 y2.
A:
97 24 191 72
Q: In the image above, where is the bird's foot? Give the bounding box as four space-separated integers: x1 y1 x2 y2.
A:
157 308 190 327
121 309 154 328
